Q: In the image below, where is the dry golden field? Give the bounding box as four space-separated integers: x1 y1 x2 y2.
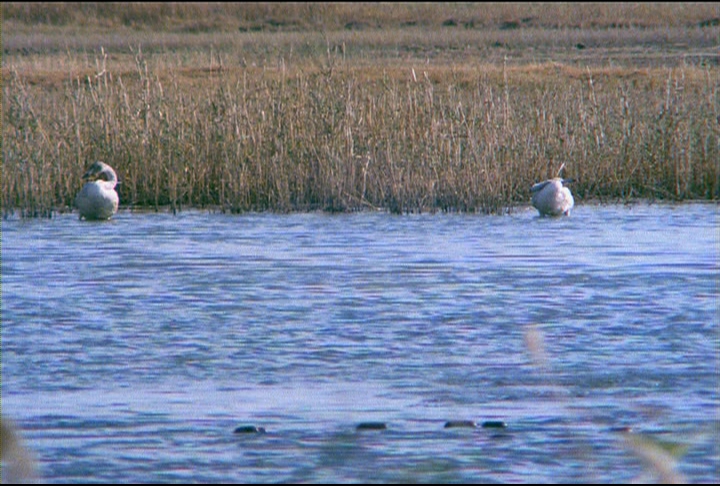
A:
2 2 719 216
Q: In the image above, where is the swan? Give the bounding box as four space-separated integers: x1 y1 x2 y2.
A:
75 161 119 220
530 177 574 217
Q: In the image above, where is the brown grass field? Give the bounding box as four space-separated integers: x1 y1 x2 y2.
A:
2 2 719 216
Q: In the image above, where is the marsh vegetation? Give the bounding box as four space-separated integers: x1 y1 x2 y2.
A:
3 3 719 216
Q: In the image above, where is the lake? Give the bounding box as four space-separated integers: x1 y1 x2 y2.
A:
2 203 718 483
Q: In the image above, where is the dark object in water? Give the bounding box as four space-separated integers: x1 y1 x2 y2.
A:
444 420 476 429
481 420 507 429
356 422 387 431
233 425 266 434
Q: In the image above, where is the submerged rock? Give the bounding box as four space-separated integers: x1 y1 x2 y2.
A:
356 422 387 431
233 425 266 434
481 420 507 429
444 420 477 429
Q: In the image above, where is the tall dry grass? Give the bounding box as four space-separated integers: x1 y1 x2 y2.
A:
4 2 719 32
2 3 719 216
3 51 717 217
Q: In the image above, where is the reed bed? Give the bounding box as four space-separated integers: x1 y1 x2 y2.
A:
4 2 719 32
3 4 719 217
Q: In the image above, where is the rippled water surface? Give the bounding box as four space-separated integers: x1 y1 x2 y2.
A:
2 204 719 483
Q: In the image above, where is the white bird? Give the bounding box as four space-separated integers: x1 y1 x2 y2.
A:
75 161 119 220
530 177 574 217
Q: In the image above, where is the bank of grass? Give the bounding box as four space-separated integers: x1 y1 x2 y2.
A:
4 2 719 32
2 4 719 217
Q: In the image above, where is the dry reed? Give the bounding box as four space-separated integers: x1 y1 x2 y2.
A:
2 3 719 217
4 2 719 32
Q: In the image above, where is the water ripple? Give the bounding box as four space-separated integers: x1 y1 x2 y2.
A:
2 203 718 483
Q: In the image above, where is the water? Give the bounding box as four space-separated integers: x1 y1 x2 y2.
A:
2 203 719 483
